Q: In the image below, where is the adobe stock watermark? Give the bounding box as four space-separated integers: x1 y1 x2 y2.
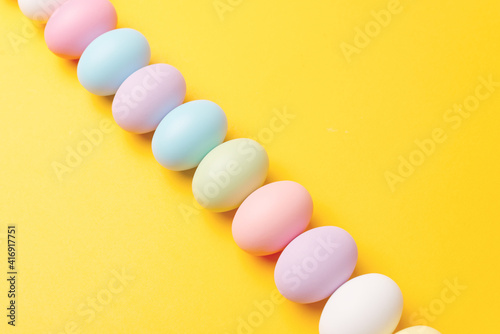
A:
408 277 467 328
51 119 116 181
23 0 67 21
280 235 339 291
224 289 285 334
385 75 499 192
7 17 40 54
213 0 245 21
340 0 404 63
178 107 294 223
7 0 67 53
47 267 135 334
248 107 296 146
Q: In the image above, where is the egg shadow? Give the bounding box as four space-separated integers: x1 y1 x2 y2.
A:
121 131 156 161
211 208 237 224
298 298 328 314
240 250 282 276
56 58 79 79
135 131 154 143
177 167 197 180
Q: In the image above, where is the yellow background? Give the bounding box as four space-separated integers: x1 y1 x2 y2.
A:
1 0 499 332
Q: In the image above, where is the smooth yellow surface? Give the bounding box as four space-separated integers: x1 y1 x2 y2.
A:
1 0 499 333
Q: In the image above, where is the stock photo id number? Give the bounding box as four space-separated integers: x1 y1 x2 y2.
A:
6 226 17 327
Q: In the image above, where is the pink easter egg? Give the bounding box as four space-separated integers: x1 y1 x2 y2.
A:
274 226 358 304
112 64 187 134
232 181 313 256
44 0 117 59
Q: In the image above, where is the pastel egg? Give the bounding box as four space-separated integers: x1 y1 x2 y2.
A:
152 100 228 171
44 0 117 59
232 181 313 256
319 273 403 334
274 226 357 303
77 28 151 96
192 139 269 212
112 64 186 134
18 0 68 23
396 327 441 334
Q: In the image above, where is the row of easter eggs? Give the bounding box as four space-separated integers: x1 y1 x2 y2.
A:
18 0 441 333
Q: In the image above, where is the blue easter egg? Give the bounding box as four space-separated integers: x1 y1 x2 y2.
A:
77 28 151 96
152 100 228 171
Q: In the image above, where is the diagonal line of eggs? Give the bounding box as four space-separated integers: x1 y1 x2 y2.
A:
18 1 442 333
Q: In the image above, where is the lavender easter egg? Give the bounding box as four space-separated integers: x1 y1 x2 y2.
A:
112 64 186 134
274 226 357 303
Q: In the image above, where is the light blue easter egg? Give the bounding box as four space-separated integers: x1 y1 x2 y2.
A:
77 28 151 96
152 100 228 171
